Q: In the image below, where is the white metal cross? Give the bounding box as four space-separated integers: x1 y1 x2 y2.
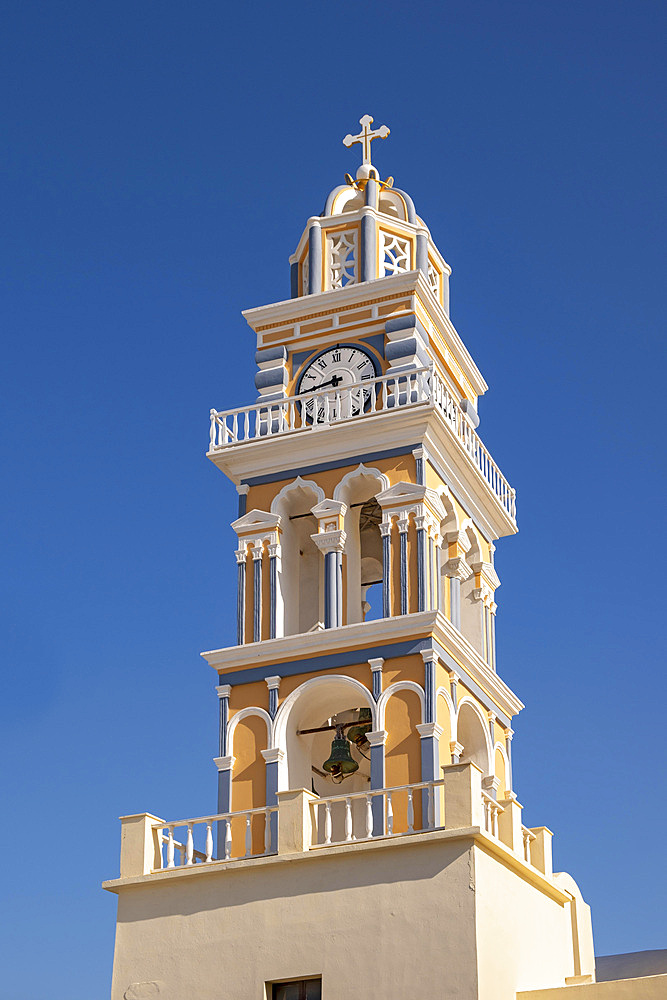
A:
343 114 390 165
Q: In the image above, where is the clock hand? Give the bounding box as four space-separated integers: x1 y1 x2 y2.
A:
301 375 344 393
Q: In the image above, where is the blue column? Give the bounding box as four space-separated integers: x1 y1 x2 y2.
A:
252 547 262 642
290 260 299 298
216 684 231 756
369 658 384 701
381 523 391 617
399 521 408 615
429 536 435 611
417 525 426 612
235 551 246 646
308 219 322 294
449 672 459 711
237 485 248 517
413 447 425 485
269 549 278 639
324 551 335 628
416 723 442 828
261 748 283 854
336 551 343 626
364 177 378 210
367 731 386 836
421 651 436 724
360 211 376 282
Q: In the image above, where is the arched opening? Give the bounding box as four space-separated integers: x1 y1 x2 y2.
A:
457 701 491 777
275 676 375 844
231 715 268 854
272 480 323 636
359 498 383 621
384 689 423 832
334 466 388 625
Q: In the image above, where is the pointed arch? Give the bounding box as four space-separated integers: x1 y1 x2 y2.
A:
270 476 325 514
333 464 390 502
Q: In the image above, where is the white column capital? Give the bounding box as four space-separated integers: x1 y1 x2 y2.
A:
234 548 247 564
420 648 438 666
310 529 346 555
487 711 496 725
268 542 281 559
213 755 235 772
236 484 250 496
265 675 281 691
368 657 384 672
250 544 264 561
379 520 392 537
448 670 460 685
366 730 387 747
445 556 472 581
216 684 232 700
414 514 427 531
416 722 443 740
397 517 409 534
482 775 501 794
449 740 464 758
261 747 285 765
505 728 514 741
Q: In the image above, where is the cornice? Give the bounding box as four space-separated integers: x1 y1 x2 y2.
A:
201 610 440 673
241 270 487 399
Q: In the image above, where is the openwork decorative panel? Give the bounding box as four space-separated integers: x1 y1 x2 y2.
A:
427 261 441 298
328 229 357 289
381 231 411 276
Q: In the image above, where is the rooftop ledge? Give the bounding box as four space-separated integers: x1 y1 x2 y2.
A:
103 823 568 907
201 609 524 723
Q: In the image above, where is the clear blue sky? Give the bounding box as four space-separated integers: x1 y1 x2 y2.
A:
1 2 665 997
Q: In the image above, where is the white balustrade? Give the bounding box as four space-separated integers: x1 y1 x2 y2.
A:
209 367 515 520
155 805 278 870
310 779 445 847
481 791 504 839
521 825 536 865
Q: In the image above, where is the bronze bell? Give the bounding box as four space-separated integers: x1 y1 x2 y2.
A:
322 726 359 778
347 707 373 749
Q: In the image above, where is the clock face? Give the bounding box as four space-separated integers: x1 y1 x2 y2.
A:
297 346 377 422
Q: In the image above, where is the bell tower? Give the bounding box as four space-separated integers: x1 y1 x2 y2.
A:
106 118 598 1000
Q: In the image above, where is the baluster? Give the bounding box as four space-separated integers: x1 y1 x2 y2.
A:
427 783 435 829
324 801 332 845
224 818 232 860
264 808 271 854
492 805 499 839
323 394 330 425
344 797 353 842
245 812 252 857
365 794 373 839
209 411 216 450
407 788 414 833
205 822 213 863
334 391 341 421
185 823 194 865
166 826 175 869
231 411 237 443
386 791 394 835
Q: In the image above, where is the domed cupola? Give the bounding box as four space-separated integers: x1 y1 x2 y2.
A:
289 115 451 315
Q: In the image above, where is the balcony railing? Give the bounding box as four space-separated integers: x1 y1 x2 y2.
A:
113 766 553 882
209 366 516 520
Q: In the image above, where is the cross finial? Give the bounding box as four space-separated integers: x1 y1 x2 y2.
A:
343 114 390 166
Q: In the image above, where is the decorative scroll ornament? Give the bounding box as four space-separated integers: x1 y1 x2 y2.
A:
343 114 390 166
